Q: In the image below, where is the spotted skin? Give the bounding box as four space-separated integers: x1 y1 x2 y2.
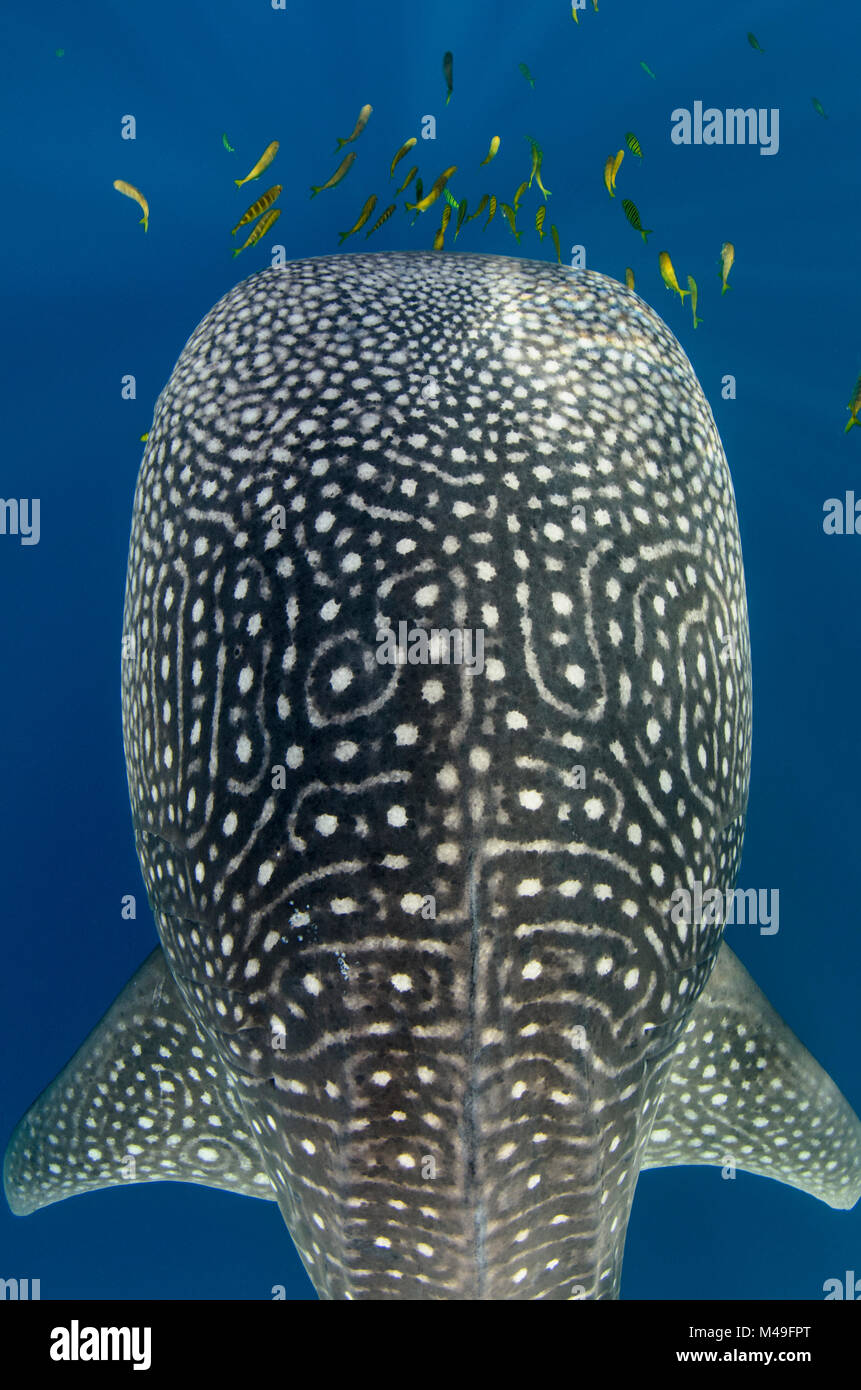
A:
120 252 752 1299
3 950 274 1210
642 944 861 1206
5 255 860 1298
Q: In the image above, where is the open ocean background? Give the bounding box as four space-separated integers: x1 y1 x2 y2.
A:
1 0 858 1301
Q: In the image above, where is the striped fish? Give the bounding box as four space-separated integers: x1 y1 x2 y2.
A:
231 206 280 257
622 197 653 242
231 185 282 237
365 202 396 240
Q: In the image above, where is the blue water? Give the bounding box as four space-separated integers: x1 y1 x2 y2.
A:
1 0 858 1300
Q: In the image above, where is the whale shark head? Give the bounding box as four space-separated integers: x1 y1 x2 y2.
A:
5 254 860 1298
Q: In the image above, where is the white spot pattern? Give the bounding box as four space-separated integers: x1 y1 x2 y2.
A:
108 255 762 1304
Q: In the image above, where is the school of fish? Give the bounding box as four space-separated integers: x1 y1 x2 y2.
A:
112 24 843 430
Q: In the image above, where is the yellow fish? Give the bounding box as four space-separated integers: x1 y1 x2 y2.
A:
480 136 500 166
390 137 417 179
467 194 490 222
525 135 552 198
527 146 551 199
604 149 623 197
434 203 452 250
113 179 149 232
366 202 396 239
485 194 498 228
500 202 522 243
395 164 418 195
235 140 279 188
659 250 688 303
338 193 378 245
603 154 616 198
409 178 424 224
310 150 357 198
336 104 372 152
140 432 149 442
845 373 861 433
571 3 579 22
719 240 735 294
550 223 561 264
687 275 702 327
406 166 457 214
528 146 540 189
625 267 635 290
535 205 546 240
513 180 528 209
231 185 282 236
232 207 281 258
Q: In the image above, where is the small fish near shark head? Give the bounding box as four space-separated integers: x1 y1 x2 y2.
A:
4 254 860 1300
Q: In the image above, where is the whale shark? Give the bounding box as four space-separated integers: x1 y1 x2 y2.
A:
5 254 860 1299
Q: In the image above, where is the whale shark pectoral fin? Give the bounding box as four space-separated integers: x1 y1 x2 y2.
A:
3 947 275 1216
642 942 861 1210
